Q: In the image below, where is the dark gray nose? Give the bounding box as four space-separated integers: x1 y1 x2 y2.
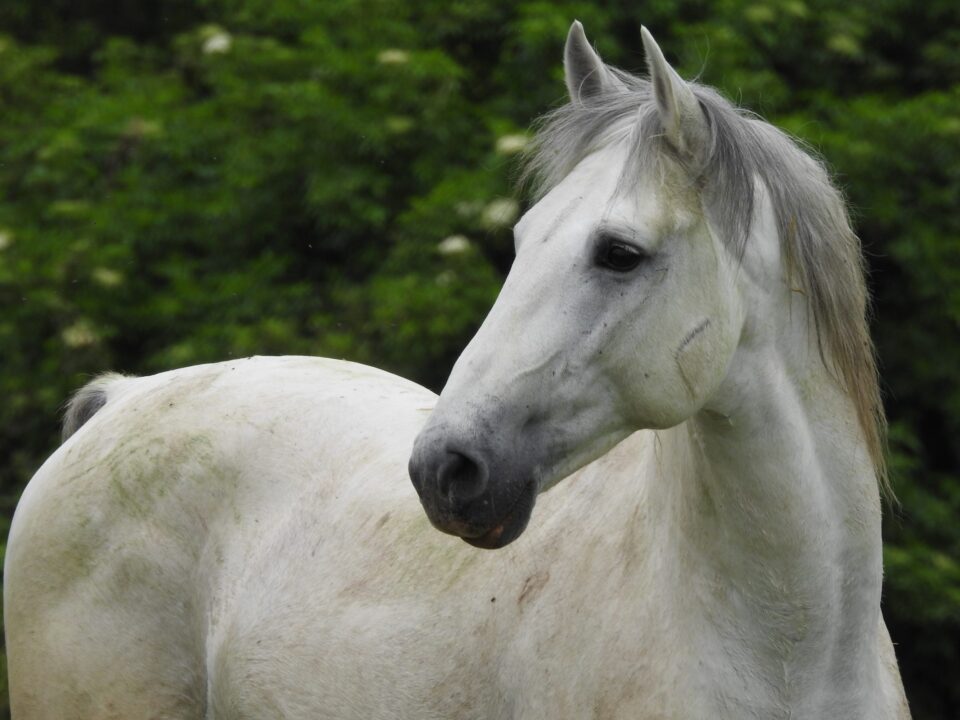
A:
409 422 540 548
409 446 489 518
438 451 488 506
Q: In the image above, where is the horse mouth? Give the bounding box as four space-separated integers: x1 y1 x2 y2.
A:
462 480 537 550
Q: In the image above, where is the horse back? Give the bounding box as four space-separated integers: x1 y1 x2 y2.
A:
4 356 436 719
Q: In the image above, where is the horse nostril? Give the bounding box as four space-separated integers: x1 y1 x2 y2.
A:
438 451 488 505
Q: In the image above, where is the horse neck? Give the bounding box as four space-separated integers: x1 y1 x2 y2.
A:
621 215 885 703
664 341 883 603
666 184 883 587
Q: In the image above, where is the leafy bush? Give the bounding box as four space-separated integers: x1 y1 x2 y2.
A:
0 1 957 717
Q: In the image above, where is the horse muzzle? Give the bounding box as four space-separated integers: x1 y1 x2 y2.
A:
408 426 539 549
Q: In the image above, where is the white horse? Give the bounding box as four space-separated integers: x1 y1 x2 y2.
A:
5 23 910 719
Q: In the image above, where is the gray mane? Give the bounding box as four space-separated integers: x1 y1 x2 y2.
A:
522 70 889 495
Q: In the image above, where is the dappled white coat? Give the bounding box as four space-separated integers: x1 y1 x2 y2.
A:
6 23 910 720
6 355 909 719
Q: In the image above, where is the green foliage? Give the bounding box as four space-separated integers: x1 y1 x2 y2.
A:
0 1 958 717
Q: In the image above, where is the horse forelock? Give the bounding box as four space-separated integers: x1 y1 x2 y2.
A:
521 70 889 498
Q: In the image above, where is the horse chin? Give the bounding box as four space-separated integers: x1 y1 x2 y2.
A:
462 480 537 550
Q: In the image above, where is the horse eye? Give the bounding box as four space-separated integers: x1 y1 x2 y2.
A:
597 238 646 272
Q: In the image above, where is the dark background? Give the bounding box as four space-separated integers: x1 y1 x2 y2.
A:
1 1 958 716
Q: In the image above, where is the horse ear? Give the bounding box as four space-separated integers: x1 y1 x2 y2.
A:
564 21 623 102
640 26 709 163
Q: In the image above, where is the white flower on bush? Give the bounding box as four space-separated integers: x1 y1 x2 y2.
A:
202 28 232 55
438 235 471 255
481 198 519 229
495 134 528 155
377 49 410 65
62 320 98 348
92 267 123 287
0 229 12 250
